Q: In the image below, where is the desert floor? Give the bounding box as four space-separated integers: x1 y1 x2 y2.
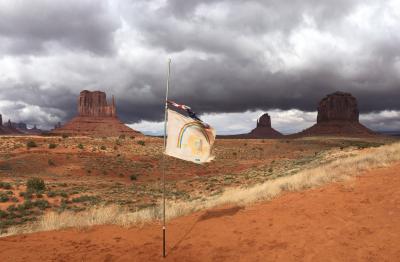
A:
1 135 393 233
1 163 399 262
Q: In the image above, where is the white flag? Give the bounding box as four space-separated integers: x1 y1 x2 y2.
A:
165 109 216 164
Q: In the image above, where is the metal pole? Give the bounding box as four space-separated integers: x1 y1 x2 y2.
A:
162 58 171 258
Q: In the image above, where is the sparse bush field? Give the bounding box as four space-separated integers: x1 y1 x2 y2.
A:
0 135 398 234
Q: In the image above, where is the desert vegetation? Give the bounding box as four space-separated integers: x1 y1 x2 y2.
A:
0 134 398 236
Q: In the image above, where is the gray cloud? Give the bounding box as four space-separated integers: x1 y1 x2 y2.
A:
0 0 399 132
0 0 119 55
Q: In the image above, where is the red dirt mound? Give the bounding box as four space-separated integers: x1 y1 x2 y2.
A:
1 164 399 261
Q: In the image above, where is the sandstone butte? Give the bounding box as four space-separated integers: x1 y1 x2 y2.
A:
220 113 283 139
295 91 376 137
247 113 283 138
51 90 142 137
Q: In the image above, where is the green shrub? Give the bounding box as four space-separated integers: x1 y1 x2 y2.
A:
59 191 69 198
0 182 12 190
130 174 137 181
26 177 46 192
26 141 37 149
6 205 16 212
100 145 106 150
48 159 55 166
46 191 56 197
19 191 33 199
62 134 68 139
78 143 84 149
119 134 126 139
0 210 7 219
137 140 145 146
34 200 49 210
71 195 98 203
19 200 33 210
0 192 9 202
49 143 57 149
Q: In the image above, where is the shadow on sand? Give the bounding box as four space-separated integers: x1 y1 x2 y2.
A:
169 206 244 255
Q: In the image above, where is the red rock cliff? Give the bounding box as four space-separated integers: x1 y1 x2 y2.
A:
78 90 116 117
317 92 359 123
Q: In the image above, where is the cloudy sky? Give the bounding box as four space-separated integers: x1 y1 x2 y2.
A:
0 0 399 135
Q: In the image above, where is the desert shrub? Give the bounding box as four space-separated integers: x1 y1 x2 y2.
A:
19 200 33 210
119 134 126 139
26 177 46 192
10 197 18 202
0 192 9 202
34 200 49 210
0 182 12 190
78 143 84 149
100 145 106 150
26 141 37 149
46 191 56 197
71 195 99 203
59 191 69 198
48 159 55 166
6 205 16 212
0 210 7 219
49 143 57 149
19 191 33 199
0 163 12 171
62 134 68 139
137 140 145 146
130 174 137 181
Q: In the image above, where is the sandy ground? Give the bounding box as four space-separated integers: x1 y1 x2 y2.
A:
1 164 399 262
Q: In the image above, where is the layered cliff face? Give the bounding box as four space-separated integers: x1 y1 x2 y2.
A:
78 90 116 117
52 90 142 137
317 92 359 123
296 92 375 137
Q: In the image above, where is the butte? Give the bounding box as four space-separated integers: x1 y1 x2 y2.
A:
220 113 283 139
295 91 375 137
51 90 142 137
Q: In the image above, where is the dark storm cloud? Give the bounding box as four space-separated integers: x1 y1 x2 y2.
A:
0 0 400 132
0 0 119 55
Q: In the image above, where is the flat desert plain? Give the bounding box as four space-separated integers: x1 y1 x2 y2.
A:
0 135 399 261
0 163 399 261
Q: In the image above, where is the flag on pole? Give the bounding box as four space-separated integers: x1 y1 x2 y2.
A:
165 101 216 164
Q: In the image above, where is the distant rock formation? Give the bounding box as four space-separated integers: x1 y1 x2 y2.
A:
295 92 375 137
0 117 22 135
51 90 142 137
317 92 359 123
78 90 116 117
219 113 283 139
247 113 283 138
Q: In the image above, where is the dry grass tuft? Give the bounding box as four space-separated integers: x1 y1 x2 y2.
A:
3 141 400 237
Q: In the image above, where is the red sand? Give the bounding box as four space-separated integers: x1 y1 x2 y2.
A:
1 164 400 262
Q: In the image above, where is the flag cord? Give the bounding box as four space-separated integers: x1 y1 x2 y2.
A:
162 58 171 258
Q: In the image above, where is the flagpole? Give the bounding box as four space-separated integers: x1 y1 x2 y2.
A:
162 58 171 258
